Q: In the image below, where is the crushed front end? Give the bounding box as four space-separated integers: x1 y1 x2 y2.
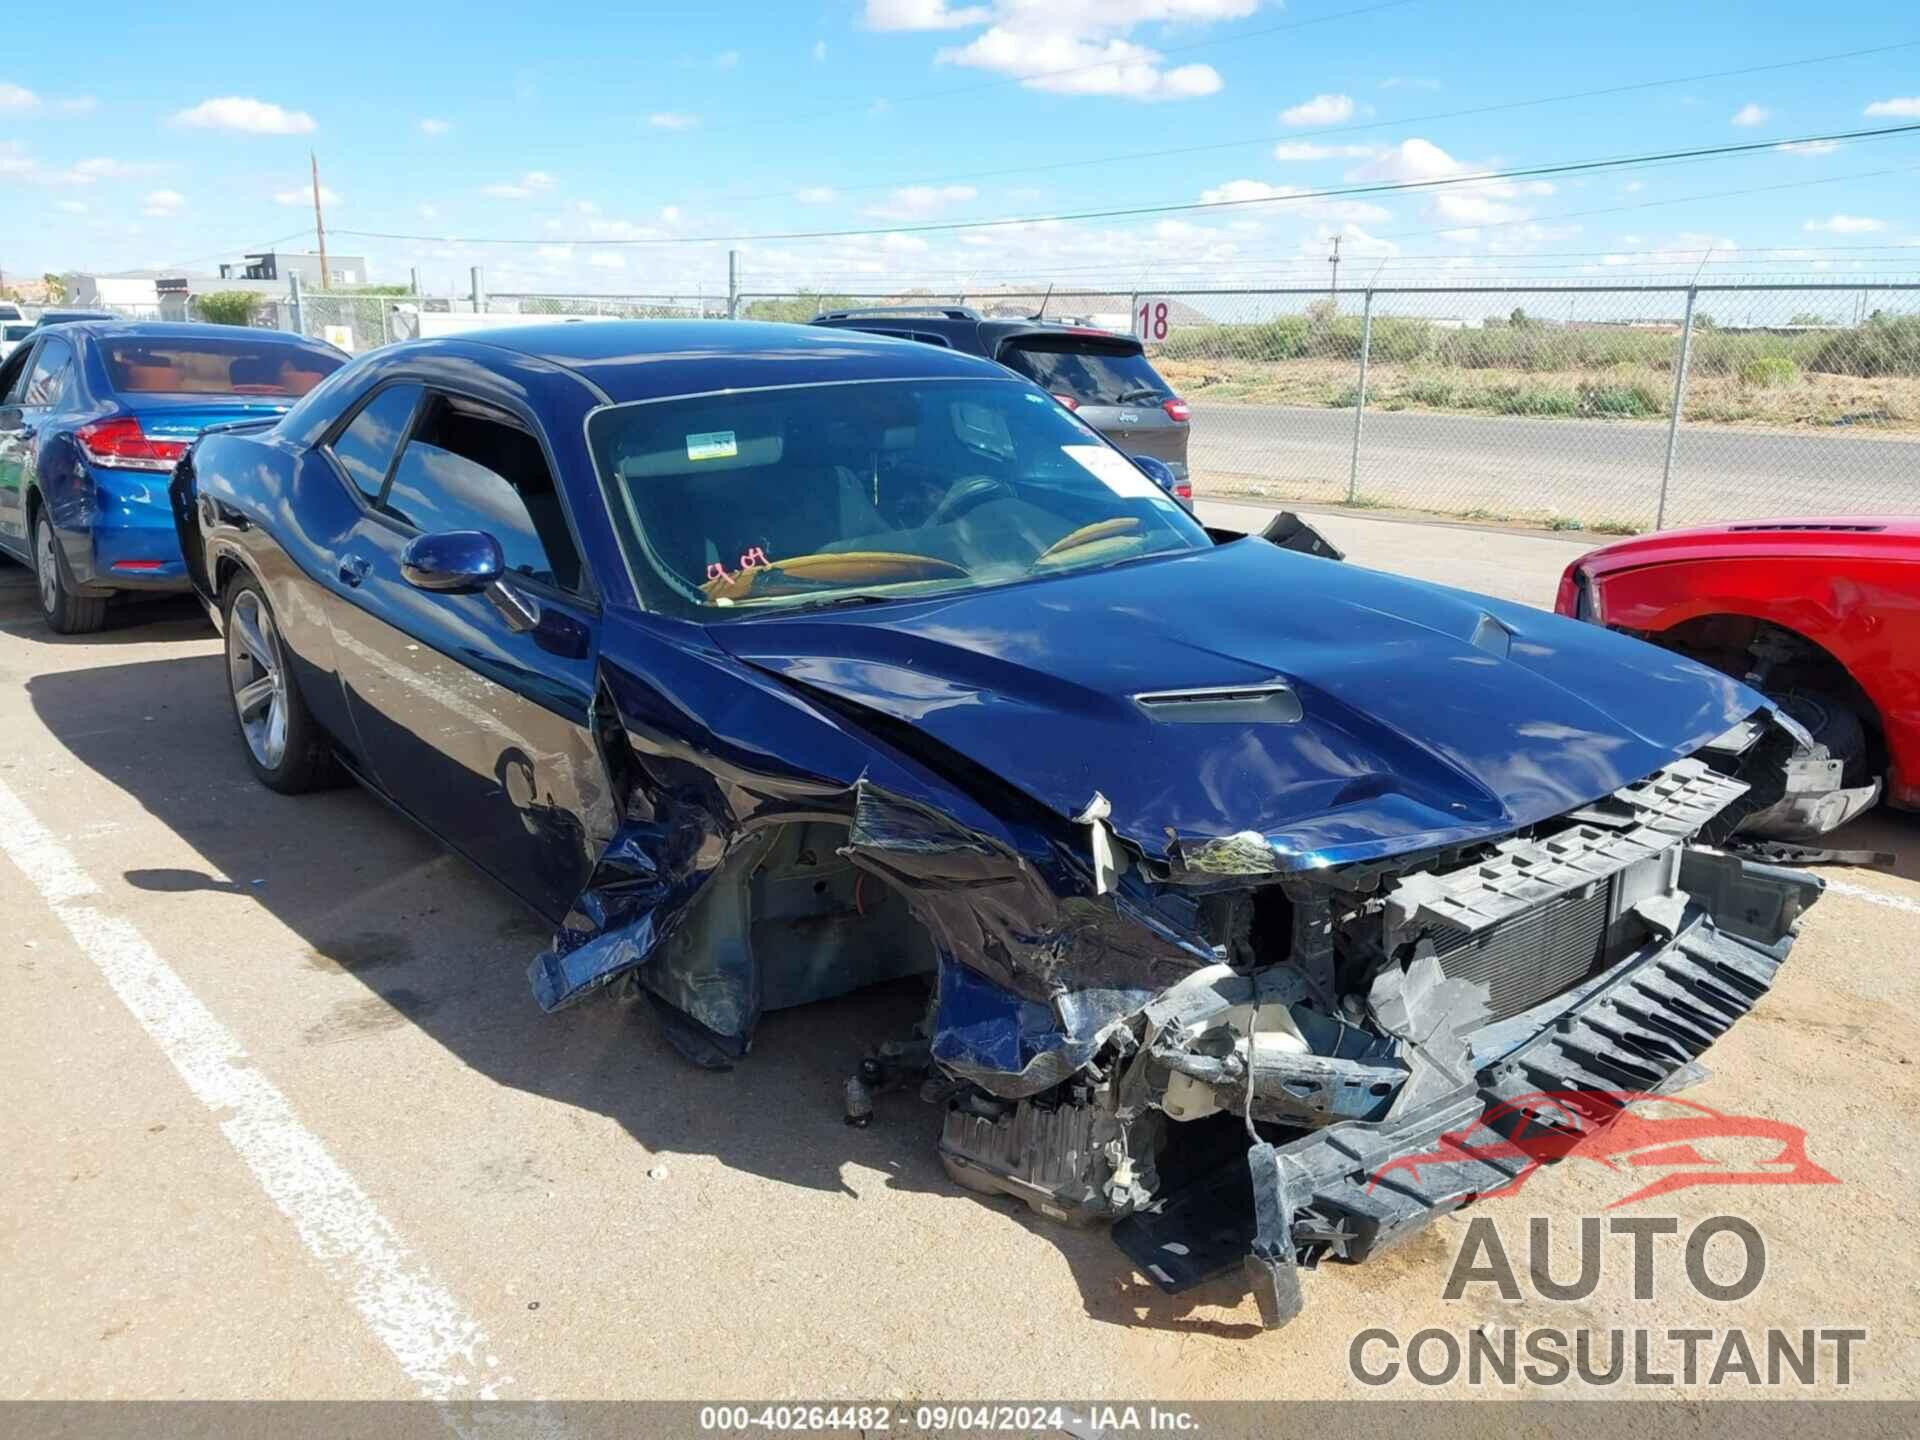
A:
896 745 1821 1329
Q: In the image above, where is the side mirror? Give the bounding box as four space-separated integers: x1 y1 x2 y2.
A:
1130 453 1178 494
401 530 504 593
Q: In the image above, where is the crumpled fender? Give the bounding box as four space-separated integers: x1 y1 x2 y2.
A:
526 628 1206 1090
840 780 1212 1096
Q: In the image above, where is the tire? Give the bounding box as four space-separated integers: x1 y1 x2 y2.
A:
222 573 336 794
1771 690 1870 788
32 510 109 635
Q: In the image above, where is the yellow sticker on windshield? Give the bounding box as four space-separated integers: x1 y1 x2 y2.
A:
686 430 738 462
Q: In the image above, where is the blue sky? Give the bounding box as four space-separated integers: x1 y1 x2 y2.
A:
5 0 1919 297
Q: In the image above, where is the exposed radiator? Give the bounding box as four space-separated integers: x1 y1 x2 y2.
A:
1430 878 1613 1023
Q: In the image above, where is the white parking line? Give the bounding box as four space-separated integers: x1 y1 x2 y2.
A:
1825 878 1920 917
0 777 508 1403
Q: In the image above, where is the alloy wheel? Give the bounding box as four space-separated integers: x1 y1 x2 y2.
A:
227 590 288 769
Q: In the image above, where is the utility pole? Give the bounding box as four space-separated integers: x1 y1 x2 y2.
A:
310 151 330 291
1327 235 1341 299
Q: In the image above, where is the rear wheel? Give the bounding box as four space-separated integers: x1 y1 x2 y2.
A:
33 511 109 635
223 574 334 793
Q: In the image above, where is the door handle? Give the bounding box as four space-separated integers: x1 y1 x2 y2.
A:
337 554 371 587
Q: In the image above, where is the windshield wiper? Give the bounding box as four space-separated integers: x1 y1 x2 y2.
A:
1113 387 1166 404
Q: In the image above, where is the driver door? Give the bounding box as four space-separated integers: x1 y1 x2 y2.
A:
321 386 610 921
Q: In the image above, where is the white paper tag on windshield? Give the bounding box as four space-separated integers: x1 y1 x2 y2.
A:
1063 444 1164 501
686 430 738 462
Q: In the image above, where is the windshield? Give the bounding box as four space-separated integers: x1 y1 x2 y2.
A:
103 338 343 397
998 338 1171 405
589 377 1208 619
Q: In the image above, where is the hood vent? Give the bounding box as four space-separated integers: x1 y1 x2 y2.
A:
1133 680 1303 725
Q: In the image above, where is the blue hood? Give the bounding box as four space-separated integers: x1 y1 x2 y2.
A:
716 539 1760 870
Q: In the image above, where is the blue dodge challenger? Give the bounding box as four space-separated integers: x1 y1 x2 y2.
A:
0 321 344 631
171 320 1821 1326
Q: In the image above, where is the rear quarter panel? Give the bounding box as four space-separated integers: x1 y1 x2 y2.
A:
191 427 359 762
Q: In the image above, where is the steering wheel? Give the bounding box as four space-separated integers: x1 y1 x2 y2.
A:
925 474 1015 529
703 551 969 601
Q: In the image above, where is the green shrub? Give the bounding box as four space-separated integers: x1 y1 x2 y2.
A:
1807 314 1920 377
1578 380 1663 416
1491 383 1580 415
193 291 262 326
1738 356 1800 388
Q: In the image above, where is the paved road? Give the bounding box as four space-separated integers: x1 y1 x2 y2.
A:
1190 402 1920 528
3 537 1918 1409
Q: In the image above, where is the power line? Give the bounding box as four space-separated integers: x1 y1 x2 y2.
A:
333 122 1920 248
687 0 1425 137
620 38 1920 208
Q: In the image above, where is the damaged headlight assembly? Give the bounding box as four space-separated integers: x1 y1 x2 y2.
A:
855 729 1822 1332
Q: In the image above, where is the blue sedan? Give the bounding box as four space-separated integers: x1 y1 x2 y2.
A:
0 321 344 632
172 320 1817 1328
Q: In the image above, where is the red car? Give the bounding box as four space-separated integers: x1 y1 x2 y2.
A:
1556 517 1920 825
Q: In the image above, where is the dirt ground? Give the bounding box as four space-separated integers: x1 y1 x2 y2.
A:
2 506 1916 1408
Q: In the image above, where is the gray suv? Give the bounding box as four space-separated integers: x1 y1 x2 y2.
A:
811 306 1192 507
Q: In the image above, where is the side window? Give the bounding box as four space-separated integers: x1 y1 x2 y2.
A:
23 337 74 407
0 345 34 405
382 395 582 592
327 384 422 500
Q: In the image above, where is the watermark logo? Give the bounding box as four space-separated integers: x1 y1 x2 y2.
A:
1367 1090 1837 1209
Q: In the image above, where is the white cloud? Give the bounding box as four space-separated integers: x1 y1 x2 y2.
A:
56 94 97 114
171 96 316 134
67 156 150 182
56 199 88 214
1621 179 1645 193
418 203 439 219
1351 138 1551 229
864 182 978 219
713 50 741 68
274 183 340 206
1864 96 1920 118
480 170 556 199
419 117 451 135
1776 139 1839 155
1198 178 1391 224
587 251 627 269
0 82 37 110
1379 76 1439 91
141 189 185 217
1804 214 1885 233
795 185 837 204
1280 92 1355 126
1272 141 1377 161
1730 103 1768 127
661 204 682 223
813 39 829 61
648 111 698 130
913 2 1251 101
863 0 991 29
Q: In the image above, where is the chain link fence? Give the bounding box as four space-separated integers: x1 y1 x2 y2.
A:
57 278 1911 533
734 283 1920 532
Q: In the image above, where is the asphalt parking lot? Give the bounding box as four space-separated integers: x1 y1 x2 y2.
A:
3 501 1917 1406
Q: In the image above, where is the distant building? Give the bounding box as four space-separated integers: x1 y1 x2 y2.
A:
218 250 368 288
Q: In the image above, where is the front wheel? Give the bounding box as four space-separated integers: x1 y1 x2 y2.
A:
33 512 108 634
223 574 335 793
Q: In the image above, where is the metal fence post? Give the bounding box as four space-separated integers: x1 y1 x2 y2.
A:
378 303 390 348
1656 284 1698 531
470 266 487 314
727 250 740 320
1347 288 1374 504
288 273 304 336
